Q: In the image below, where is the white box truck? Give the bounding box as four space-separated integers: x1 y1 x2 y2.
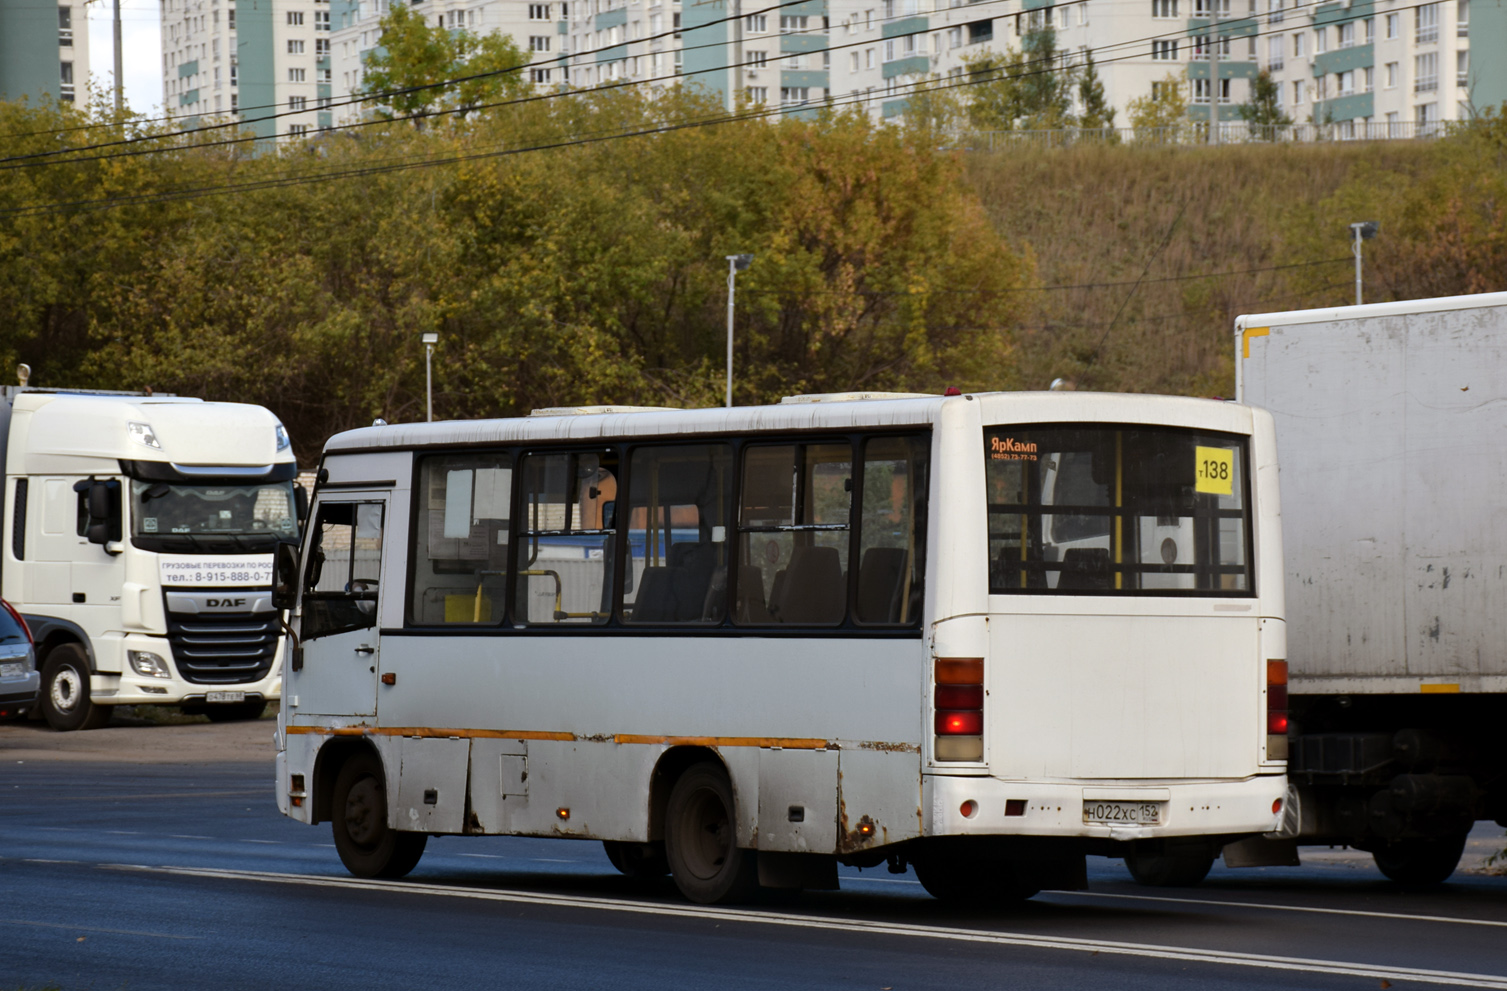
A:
1236 291 1507 884
0 387 304 730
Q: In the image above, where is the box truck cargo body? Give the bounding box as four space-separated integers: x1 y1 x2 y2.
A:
0 389 303 730
1236 291 1507 884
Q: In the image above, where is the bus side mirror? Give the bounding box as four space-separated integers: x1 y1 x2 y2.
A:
294 484 309 524
272 542 301 610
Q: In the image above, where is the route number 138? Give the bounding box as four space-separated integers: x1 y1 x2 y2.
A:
1194 446 1234 496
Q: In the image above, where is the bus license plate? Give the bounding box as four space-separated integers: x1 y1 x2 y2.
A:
206 691 246 703
1083 801 1163 826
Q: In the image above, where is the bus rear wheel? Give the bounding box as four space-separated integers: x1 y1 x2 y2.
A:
912 844 1041 904
1125 847 1215 887
331 752 427 879
41 645 109 732
603 840 670 879
664 762 757 904
1372 833 1468 887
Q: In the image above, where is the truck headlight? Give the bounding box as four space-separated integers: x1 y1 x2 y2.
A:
128 651 173 679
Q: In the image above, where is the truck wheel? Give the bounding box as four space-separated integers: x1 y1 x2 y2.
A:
604 840 670 879
1125 848 1215 887
1372 834 1467 886
663 762 758 904
41 645 110 732
331 752 427 879
204 701 268 723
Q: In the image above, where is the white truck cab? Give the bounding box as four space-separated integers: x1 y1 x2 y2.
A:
0 389 303 730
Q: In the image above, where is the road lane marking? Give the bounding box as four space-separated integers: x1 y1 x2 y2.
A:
101 865 1507 989
22 859 80 865
0 918 200 940
44 790 272 802
1045 890 1507 931
169 835 214 840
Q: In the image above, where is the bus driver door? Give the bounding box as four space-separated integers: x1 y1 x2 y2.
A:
293 496 388 718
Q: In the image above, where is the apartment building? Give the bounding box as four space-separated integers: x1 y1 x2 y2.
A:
328 0 573 127
0 2 92 105
158 0 331 139
1258 0 1502 133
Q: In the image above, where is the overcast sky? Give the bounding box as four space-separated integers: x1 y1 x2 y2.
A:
87 0 164 116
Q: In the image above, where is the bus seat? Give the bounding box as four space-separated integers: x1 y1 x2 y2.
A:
772 545 844 624
631 566 679 622
701 565 728 622
668 542 718 621
1058 547 1112 589
736 566 773 623
856 547 908 623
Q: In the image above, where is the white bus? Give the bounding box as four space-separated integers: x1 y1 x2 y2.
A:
274 392 1288 903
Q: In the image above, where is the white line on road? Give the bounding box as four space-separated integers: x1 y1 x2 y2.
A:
101 864 1507 989
22 859 80 865
1047 890 1507 930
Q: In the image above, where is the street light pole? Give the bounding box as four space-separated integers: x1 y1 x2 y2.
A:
113 0 124 114
1349 221 1379 305
422 332 438 421
725 253 753 408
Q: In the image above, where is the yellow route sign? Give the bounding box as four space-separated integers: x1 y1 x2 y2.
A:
1195 446 1234 496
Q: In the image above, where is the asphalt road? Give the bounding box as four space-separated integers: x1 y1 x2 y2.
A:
4 757 1507 991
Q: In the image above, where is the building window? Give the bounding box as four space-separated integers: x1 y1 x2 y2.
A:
1363 65 1374 91
315 10 329 29
1293 79 1304 103
1385 62 1397 87
1313 27 1327 52
1337 69 1354 95
1385 12 1398 37
289 67 306 81
316 38 330 54
529 3 550 18
1152 39 1178 59
317 95 332 108
287 11 304 25
746 85 768 103
1266 36 1283 70
1337 21 1354 47
865 47 874 68
58 4 73 46
1363 17 1373 42
1457 50 1468 86
780 85 809 105
318 68 331 83
745 13 767 31
529 35 551 51
1416 3 1438 42
850 50 859 70
290 95 307 110
228 9 235 28
1414 51 1437 91
532 67 552 83
1457 0 1469 35
288 39 305 53
780 15 808 32
231 93 238 110
1291 31 1305 57
673 12 680 37
1267 0 1283 24
749 49 767 66
786 52 804 70
947 25 961 46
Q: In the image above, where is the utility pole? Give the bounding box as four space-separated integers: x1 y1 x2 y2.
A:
725 254 753 408
113 0 124 114
1207 0 1220 144
1350 221 1379 305
422 333 438 420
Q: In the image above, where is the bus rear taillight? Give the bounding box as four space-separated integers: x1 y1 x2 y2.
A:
1266 659 1289 760
934 657 983 762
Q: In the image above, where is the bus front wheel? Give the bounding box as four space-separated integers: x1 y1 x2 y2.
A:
41 645 109 732
331 752 427 879
664 762 757 904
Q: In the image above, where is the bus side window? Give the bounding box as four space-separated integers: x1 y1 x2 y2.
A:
302 501 384 641
855 434 928 625
621 444 733 625
410 454 512 625
737 442 851 626
515 451 618 625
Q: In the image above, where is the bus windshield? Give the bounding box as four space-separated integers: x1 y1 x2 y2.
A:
985 423 1252 595
131 481 299 542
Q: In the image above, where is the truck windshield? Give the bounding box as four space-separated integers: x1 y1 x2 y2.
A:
131 481 298 540
984 423 1252 595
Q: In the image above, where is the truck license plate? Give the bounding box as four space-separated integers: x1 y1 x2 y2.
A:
1083 801 1163 825
206 691 246 703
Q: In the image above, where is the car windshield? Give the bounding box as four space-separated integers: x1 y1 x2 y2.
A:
131 481 298 539
0 606 26 645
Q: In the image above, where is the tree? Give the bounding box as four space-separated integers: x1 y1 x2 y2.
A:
1237 69 1292 133
1126 73 1188 135
358 4 530 121
961 28 1076 133
1076 52 1117 131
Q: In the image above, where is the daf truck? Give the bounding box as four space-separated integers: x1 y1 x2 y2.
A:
1236 291 1507 884
0 388 303 730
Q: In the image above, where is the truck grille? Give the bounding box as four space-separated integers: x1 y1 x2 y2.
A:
164 611 279 685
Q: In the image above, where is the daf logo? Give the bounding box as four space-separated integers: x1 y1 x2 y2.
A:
207 598 248 609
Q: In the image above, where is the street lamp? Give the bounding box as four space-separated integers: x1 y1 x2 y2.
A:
1350 221 1379 306
725 254 753 408
421 332 439 421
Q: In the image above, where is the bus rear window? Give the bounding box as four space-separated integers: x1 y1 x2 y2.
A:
984 424 1252 595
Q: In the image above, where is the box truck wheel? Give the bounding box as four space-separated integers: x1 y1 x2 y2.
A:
1372 833 1468 887
41 645 109 732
